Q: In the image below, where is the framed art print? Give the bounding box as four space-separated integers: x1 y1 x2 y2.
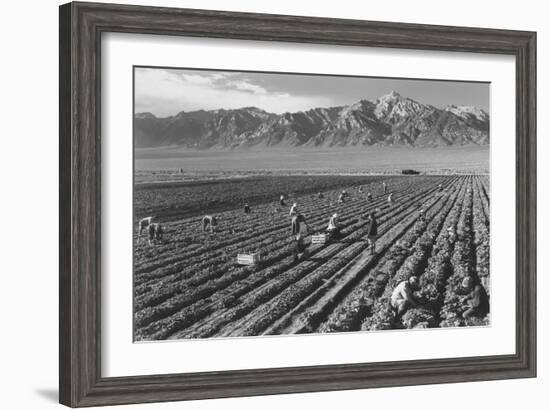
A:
59 2 536 407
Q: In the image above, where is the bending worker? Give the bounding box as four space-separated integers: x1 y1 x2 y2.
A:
418 208 426 222
291 213 308 235
390 276 420 318
326 213 340 238
147 222 163 246
202 215 217 233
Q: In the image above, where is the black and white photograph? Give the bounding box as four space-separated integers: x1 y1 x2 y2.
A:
133 67 491 341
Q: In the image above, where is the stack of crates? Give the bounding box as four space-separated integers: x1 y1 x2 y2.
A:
237 252 261 265
311 233 330 245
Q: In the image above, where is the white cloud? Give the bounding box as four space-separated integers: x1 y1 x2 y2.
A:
178 73 216 85
225 80 267 95
134 68 332 116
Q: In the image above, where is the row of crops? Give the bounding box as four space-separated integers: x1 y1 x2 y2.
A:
133 174 490 340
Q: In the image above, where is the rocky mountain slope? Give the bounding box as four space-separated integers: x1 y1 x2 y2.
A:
135 91 489 149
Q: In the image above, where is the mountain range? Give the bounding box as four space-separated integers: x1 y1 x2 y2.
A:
134 91 489 149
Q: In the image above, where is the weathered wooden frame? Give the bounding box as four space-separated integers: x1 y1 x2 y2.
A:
59 2 536 407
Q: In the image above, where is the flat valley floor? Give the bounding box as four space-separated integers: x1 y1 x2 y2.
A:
135 147 489 182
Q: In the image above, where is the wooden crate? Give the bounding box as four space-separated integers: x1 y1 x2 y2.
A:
311 233 330 245
237 252 261 265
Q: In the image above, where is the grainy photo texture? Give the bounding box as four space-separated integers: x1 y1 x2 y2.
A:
133 67 490 341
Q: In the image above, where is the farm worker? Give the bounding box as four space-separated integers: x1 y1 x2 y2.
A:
317 191 324 199
202 215 217 233
147 223 163 246
366 212 378 255
459 277 489 319
292 234 308 263
326 213 340 237
291 213 308 235
438 183 443 192
289 202 298 216
338 193 345 204
138 216 156 243
447 226 456 241
280 195 286 206
418 208 426 222
387 193 394 204
153 223 163 243
390 276 420 318
244 203 251 214
366 192 372 202
383 182 387 194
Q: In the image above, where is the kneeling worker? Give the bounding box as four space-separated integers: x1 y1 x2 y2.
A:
459 276 489 319
390 276 420 318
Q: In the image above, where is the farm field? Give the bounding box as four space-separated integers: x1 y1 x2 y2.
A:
135 174 408 221
133 174 490 341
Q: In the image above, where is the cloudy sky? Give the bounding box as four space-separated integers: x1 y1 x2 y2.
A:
134 67 489 117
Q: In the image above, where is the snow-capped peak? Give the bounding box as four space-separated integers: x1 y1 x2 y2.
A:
445 105 489 122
